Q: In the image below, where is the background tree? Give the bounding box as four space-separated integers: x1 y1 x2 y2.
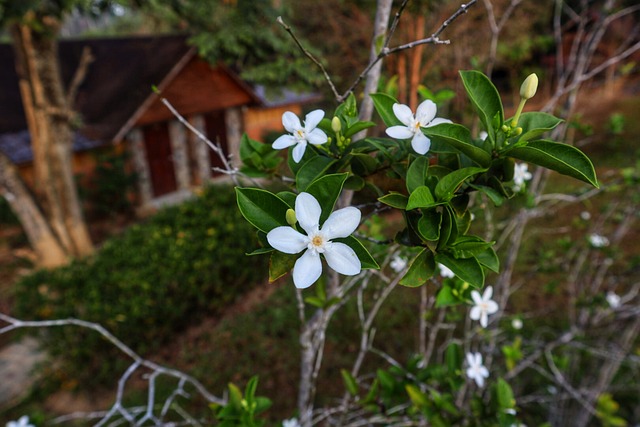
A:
0 0 111 266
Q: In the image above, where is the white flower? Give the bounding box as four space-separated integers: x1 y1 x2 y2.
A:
606 291 621 309
512 163 532 192
385 100 452 155
272 110 328 163
438 263 455 278
479 131 488 141
465 352 489 388
580 211 592 221
470 286 499 328
390 254 407 273
6 416 34 427
589 233 610 248
283 418 301 427
267 192 362 289
511 318 523 330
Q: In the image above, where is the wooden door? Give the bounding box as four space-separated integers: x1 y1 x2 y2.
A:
143 122 177 197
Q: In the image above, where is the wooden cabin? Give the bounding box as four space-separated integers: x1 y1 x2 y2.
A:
0 35 319 213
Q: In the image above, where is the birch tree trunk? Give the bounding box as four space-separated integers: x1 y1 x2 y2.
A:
1 18 94 265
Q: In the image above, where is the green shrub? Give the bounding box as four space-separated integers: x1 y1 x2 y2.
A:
13 184 267 387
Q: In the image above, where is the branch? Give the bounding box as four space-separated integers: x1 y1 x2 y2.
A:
66 46 94 107
0 313 224 424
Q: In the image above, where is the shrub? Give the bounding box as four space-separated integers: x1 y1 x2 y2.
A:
13 184 267 387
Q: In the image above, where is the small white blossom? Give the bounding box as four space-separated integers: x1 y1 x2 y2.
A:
272 110 328 163
6 416 34 427
606 291 621 309
283 418 301 427
479 131 488 141
511 318 523 330
466 352 489 388
512 163 532 192
437 263 455 278
385 100 452 155
589 233 610 248
267 192 361 289
580 211 592 221
390 255 407 273
470 286 499 328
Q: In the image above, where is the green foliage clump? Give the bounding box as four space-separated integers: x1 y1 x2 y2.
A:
13 184 267 386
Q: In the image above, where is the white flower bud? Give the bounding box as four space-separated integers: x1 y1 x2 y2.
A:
520 73 538 100
331 116 341 133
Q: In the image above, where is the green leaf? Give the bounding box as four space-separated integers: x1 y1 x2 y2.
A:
496 378 515 409
269 251 297 282
435 252 484 288
423 123 492 167
436 284 458 307
377 369 396 391
406 384 429 408
476 247 499 273
505 140 598 187
445 343 462 374
304 296 325 308
245 376 259 401
379 192 408 209
236 188 290 233
435 167 487 201
341 369 359 396
468 183 505 206
450 236 494 258
228 382 243 410
459 70 504 143
406 186 437 210
334 236 379 269
516 112 563 142
417 209 441 241
351 153 378 176
407 156 430 193
296 156 337 191
305 173 349 224
400 248 435 287
371 93 402 127
344 121 376 138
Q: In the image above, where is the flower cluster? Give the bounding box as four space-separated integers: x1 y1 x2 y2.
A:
6 417 34 427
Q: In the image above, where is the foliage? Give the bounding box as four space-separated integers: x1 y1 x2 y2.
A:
78 148 137 219
13 184 267 387
210 376 272 427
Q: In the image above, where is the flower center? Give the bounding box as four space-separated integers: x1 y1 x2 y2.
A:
307 232 327 254
296 129 306 140
412 119 423 132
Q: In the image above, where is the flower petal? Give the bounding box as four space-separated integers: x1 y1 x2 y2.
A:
292 141 307 163
267 226 308 254
426 117 452 127
411 132 431 154
483 286 494 301
307 128 328 145
469 306 481 321
486 300 499 314
293 249 323 289
304 109 325 130
386 125 415 140
324 242 361 276
392 103 415 126
480 312 488 328
321 207 361 239
272 134 297 149
295 192 322 234
282 111 301 133
415 100 437 124
471 290 482 304
466 352 476 366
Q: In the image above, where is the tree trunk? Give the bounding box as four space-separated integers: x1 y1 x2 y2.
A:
0 153 68 267
8 20 94 262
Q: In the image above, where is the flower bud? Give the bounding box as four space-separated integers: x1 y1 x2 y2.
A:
520 73 538 100
331 116 342 133
286 208 297 226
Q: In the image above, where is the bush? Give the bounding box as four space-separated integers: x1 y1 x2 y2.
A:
13 184 267 387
